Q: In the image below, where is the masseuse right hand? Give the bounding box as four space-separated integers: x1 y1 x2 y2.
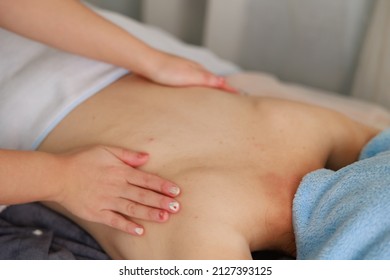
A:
55 145 180 236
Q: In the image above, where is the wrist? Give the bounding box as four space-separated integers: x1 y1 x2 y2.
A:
129 46 164 78
40 152 69 204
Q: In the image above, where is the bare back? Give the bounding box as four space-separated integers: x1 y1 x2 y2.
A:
39 75 376 259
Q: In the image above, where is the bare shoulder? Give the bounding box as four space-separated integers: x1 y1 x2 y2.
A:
255 97 379 170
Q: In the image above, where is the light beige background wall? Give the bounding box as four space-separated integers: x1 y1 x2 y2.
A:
85 0 377 97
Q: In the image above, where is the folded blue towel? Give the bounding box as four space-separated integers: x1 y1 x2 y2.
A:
293 129 390 259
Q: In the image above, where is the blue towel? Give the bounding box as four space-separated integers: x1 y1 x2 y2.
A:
293 129 390 259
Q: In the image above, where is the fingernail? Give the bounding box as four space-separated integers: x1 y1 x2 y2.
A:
159 211 169 221
169 201 180 212
218 76 226 85
137 152 149 159
134 227 144 235
169 186 180 196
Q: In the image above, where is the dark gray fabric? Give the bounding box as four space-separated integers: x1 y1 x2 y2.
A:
0 203 110 260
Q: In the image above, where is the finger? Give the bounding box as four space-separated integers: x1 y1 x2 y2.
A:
200 73 239 94
198 72 222 88
105 146 149 167
99 210 145 236
219 81 240 94
207 76 239 94
126 168 181 197
119 184 180 213
114 199 172 222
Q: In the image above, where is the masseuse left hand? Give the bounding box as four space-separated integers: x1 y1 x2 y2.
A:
1 0 237 94
141 51 238 94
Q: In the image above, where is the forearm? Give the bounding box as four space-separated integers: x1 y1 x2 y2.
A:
0 150 61 205
0 146 181 234
0 0 155 74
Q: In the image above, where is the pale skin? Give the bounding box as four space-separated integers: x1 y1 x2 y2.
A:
0 0 236 235
39 75 378 259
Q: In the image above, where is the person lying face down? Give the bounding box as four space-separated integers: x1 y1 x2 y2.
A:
40 75 378 259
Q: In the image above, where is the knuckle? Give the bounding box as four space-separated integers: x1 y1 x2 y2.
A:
108 215 120 229
126 202 137 216
142 173 154 186
136 190 147 204
105 167 127 184
104 212 132 233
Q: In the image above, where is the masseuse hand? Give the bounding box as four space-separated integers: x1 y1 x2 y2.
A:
1 0 237 94
55 145 180 236
141 51 238 94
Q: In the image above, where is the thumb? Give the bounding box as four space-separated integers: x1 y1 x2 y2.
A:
105 146 149 167
200 72 223 88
